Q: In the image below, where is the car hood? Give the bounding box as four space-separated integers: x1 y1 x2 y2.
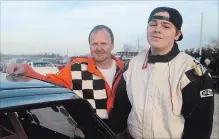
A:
0 73 59 90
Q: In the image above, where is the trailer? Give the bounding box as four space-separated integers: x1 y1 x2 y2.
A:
115 52 139 63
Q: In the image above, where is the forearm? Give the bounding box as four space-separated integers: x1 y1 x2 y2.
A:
23 63 73 90
23 64 50 81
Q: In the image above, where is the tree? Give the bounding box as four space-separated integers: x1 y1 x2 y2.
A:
184 48 199 57
207 38 219 54
122 44 145 53
122 44 137 52
51 53 56 58
184 38 219 58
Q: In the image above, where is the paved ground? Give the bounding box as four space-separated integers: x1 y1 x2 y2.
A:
31 94 219 139
211 93 219 139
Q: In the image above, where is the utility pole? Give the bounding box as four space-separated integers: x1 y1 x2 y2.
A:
199 13 203 56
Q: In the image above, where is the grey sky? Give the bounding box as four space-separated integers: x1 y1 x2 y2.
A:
1 1 218 56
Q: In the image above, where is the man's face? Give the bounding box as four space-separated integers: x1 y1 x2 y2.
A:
147 11 182 51
89 29 114 62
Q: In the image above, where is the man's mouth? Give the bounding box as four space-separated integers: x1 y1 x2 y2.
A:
152 36 162 39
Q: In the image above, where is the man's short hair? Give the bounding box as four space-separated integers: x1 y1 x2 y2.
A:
88 25 114 44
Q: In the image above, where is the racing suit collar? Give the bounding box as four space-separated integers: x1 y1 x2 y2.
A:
148 42 180 63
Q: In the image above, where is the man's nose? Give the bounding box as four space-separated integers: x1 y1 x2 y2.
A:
154 24 162 33
96 44 102 51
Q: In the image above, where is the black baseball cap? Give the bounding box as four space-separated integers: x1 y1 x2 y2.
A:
148 7 183 41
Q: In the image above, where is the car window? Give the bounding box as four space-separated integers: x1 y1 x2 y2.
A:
29 106 85 138
0 106 85 139
0 98 117 139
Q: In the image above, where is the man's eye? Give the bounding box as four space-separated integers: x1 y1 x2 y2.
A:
91 43 98 47
150 24 156 26
163 26 170 29
101 43 107 45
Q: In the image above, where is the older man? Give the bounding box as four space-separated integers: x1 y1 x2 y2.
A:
6 25 131 136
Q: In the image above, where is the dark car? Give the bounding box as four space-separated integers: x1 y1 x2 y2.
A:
0 73 119 139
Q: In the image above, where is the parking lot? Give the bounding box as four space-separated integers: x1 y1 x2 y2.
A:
211 93 219 139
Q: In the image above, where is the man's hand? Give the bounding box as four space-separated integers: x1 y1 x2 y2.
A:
6 64 26 76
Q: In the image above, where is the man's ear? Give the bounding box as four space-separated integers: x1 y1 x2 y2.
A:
111 44 114 50
174 30 182 41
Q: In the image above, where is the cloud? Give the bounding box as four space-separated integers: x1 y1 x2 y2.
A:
1 1 218 55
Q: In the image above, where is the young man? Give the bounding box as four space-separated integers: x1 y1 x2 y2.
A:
6 25 131 135
123 7 214 139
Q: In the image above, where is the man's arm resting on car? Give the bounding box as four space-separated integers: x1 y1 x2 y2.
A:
23 63 73 90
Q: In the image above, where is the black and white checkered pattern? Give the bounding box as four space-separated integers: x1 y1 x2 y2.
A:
71 63 109 119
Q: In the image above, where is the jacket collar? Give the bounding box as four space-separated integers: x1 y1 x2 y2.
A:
148 42 180 63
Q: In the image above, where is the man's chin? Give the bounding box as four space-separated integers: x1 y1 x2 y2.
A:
93 57 105 63
149 42 163 49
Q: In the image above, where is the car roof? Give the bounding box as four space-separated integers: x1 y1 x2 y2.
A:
0 73 57 89
0 73 78 112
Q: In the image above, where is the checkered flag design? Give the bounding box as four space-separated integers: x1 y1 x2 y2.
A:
71 63 109 119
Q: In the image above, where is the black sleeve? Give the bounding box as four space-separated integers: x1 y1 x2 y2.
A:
181 70 214 139
108 63 132 134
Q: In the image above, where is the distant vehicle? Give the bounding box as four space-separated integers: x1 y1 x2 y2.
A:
115 52 139 64
28 61 59 75
58 56 88 71
197 56 219 93
0 62 6 72
7 58 32 64
0 73 119 139
39 58 59 65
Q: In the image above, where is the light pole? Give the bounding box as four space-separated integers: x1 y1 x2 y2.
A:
199 13 203 56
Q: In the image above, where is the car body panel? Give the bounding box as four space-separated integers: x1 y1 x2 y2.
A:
0 73 77 111
0 73 119 139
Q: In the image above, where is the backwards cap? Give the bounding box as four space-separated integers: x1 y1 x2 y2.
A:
148 7 183 41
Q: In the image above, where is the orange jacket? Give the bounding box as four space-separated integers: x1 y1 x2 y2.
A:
24 56 125 113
